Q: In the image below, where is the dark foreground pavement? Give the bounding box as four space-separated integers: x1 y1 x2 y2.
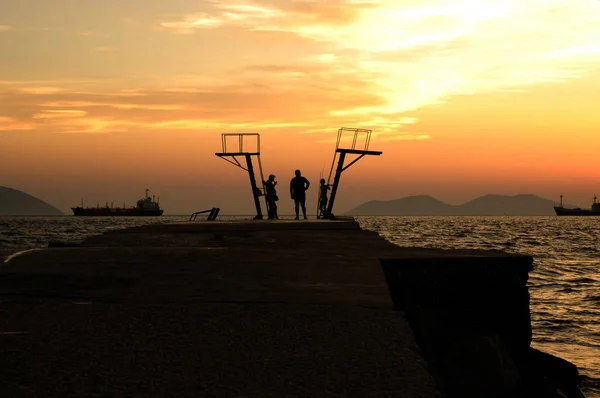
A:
0 220 455 397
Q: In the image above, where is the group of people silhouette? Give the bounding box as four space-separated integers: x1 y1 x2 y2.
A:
264 170 330 220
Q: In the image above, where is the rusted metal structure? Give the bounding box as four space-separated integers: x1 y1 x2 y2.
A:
215 133 268 219
319 128 382 220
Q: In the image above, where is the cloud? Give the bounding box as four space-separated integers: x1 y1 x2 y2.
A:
79 31 108 38
40 100 185 111
305 116 421 142
381 133 430 141
6 0 600 141
0 79 100 86
0 65 397 137
159 2 285 33
20 87 65 95
159 0 600 117
92 46 115 52
0 25 11 32
32 110 88 119
54 120 131 134
0 116 32 131
158 0 374 34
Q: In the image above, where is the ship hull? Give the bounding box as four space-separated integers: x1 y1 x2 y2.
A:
554 206 600 216
72 207 164 216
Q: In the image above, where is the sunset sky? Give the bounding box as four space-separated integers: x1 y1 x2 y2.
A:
2 0 600 214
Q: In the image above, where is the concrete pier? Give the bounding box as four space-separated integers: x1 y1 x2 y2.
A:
0 220 584 397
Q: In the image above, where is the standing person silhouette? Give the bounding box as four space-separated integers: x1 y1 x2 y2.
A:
290 169 310 219
264 174 279 220
318 178 330 218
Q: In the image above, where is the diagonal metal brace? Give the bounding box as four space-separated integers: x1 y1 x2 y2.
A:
218 155 247 171
341 154 366 172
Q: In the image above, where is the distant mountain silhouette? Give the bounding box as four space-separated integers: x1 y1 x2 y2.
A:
345 194 569 216
0 186 63 215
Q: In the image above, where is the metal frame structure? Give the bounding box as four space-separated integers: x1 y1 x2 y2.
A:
215 133 268 219
320 127 382 220
189 208 220 221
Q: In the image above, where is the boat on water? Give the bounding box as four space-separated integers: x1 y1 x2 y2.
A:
554 194 600 216
72 189 163 216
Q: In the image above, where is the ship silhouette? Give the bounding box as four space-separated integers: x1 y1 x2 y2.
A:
72 189 163 216
554 194 600 216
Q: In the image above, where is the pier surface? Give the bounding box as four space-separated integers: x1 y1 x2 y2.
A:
0 220 520 397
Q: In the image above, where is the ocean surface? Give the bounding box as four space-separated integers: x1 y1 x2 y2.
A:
1 215 598 397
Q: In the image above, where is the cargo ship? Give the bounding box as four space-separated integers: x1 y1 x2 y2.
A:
554 194 600 216
72 189 163 216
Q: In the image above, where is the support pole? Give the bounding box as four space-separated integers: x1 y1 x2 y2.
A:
245 154 263 219
324 151 346 219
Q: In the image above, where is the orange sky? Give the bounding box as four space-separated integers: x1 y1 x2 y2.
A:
2 0 600 214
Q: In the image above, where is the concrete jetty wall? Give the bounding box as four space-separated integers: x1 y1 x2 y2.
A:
0 219 585 397
381 256 584 398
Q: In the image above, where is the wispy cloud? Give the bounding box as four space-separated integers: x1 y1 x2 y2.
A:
159 0 600 117
159 0 374 34
0 116 32 131
79 31 108 38
381 133 430 141
40 100 184 111
92 46 116 52
159 2 286 33
0 74 392 136
0 25 12 32
4 0 600 141
33 110 88 119
0 79 100 86
20 87 65 95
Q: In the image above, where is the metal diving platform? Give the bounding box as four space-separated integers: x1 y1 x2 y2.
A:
319 127 382 220
215 133 270 219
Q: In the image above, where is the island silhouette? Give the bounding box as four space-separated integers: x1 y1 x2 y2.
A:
0 187 578 216
345 194 572 216
0 186 63 216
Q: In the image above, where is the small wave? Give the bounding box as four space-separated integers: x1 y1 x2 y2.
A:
584 295 600 304
3 248 42 264
567 277 600 285
581 375 600 398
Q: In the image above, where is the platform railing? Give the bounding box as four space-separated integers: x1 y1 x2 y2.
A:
189 208 220 221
